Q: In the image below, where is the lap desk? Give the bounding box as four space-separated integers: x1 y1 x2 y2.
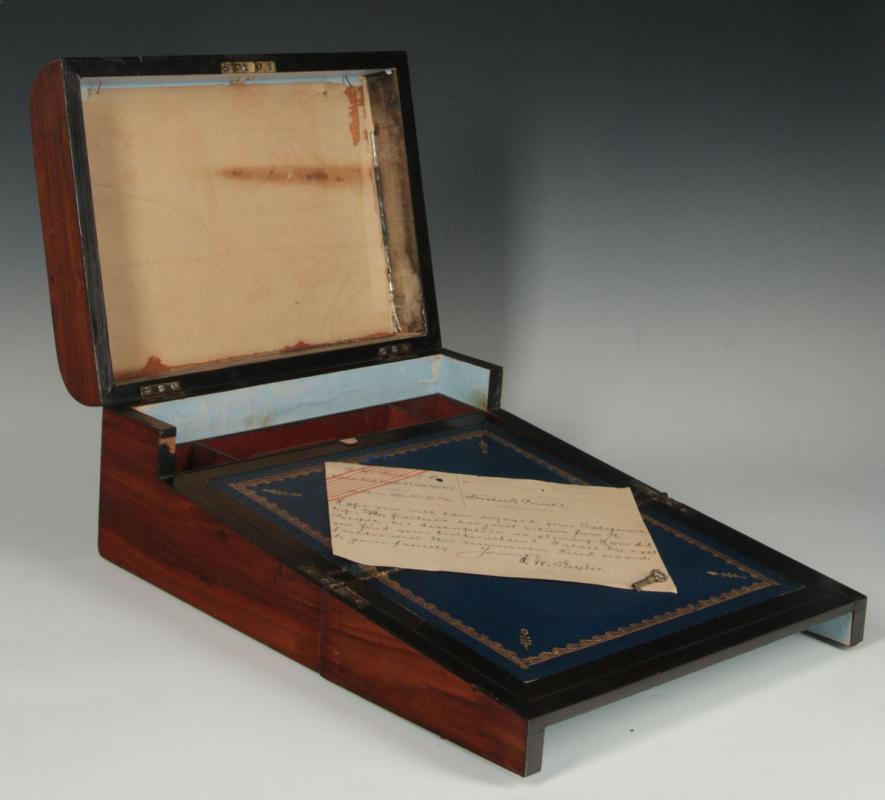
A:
31 51 865 776
196 420 800 682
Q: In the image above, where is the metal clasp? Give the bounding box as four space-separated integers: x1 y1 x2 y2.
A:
220 60 276 75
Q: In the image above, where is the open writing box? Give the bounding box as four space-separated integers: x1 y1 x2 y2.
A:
31 52 866 776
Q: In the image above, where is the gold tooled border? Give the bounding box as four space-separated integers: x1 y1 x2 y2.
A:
228 429 778 670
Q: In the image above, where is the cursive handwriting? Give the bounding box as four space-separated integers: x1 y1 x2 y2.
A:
325 462 677 592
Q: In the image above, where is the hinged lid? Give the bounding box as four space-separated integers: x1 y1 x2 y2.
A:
31 52 440 406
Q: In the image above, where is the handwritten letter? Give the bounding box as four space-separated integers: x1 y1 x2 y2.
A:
325 463 677 592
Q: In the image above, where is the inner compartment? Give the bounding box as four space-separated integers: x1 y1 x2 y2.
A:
136 353 495 470
175 394 475 471
138 353 493 444
79 68 426 383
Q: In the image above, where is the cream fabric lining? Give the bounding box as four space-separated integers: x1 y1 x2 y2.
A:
82 77 417 381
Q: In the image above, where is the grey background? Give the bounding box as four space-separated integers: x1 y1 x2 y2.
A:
1 1 882 797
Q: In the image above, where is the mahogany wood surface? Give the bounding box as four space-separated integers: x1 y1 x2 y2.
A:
320 593 534 775
180 396 477 468
98 406 538 775
200 403 422 461
99 408 323 666
394 394 477 420
31 60 101 406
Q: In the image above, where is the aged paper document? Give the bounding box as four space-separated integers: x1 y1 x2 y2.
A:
325 463 677 592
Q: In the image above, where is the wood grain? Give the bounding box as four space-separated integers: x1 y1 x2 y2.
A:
394 394 477 420
199 404 412 461
31 60 101 405
189 395 475 464
320 593 534 775
98 407 323 665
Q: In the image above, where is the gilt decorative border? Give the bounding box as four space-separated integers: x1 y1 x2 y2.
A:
226 429 778 670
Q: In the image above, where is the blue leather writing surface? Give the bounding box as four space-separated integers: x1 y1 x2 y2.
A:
213 424 801 681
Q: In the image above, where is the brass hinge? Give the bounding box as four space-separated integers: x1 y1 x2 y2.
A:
330 583 370 609
220 60 276 75
377 342 413 360
139 380 183 400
